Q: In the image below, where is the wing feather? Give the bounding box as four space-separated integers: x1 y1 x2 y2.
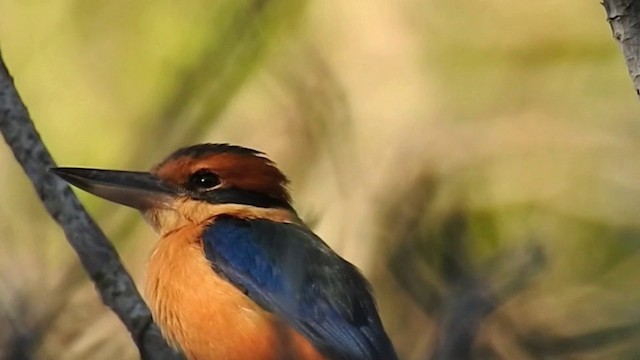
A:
202 216 397 360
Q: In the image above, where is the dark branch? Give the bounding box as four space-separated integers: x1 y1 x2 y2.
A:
603 0 640 97
0 51 183 359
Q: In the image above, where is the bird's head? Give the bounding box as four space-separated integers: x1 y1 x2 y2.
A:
52 143 294 235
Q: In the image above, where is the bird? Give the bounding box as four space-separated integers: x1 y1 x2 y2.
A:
52 143 398 360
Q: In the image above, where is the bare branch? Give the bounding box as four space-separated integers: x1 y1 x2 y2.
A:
603 0 640 97
0 51 183 359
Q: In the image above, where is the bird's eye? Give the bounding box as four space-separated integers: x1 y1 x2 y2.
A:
188 170 220 191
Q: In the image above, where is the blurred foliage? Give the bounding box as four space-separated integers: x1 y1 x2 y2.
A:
1 0 640 359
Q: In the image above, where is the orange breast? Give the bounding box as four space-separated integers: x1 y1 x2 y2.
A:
145 223 325 360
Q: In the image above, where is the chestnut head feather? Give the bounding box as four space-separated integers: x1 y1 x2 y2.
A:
153 143 292 207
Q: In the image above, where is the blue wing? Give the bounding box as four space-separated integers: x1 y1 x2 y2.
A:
202 215 397 360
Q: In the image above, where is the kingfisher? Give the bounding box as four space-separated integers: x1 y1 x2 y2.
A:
52 143 397 360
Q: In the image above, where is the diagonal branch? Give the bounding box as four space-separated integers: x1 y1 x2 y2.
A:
603 0 640 98
0 51 183 359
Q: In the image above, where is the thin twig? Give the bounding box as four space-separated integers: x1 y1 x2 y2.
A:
0 50 183 359
603 0 640 98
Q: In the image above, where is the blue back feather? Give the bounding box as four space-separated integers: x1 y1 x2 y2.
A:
203 216 398 360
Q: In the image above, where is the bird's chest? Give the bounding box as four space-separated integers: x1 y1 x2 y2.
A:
144 224 322 360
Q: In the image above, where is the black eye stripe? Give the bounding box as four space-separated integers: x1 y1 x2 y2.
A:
187 170 220 191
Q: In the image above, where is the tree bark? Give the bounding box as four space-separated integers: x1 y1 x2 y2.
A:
603 0 640 97
0 51 183 359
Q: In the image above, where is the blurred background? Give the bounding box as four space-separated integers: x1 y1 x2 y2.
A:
1 1 640 359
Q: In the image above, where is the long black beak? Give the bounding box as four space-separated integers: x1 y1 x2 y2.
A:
50 167 179 210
